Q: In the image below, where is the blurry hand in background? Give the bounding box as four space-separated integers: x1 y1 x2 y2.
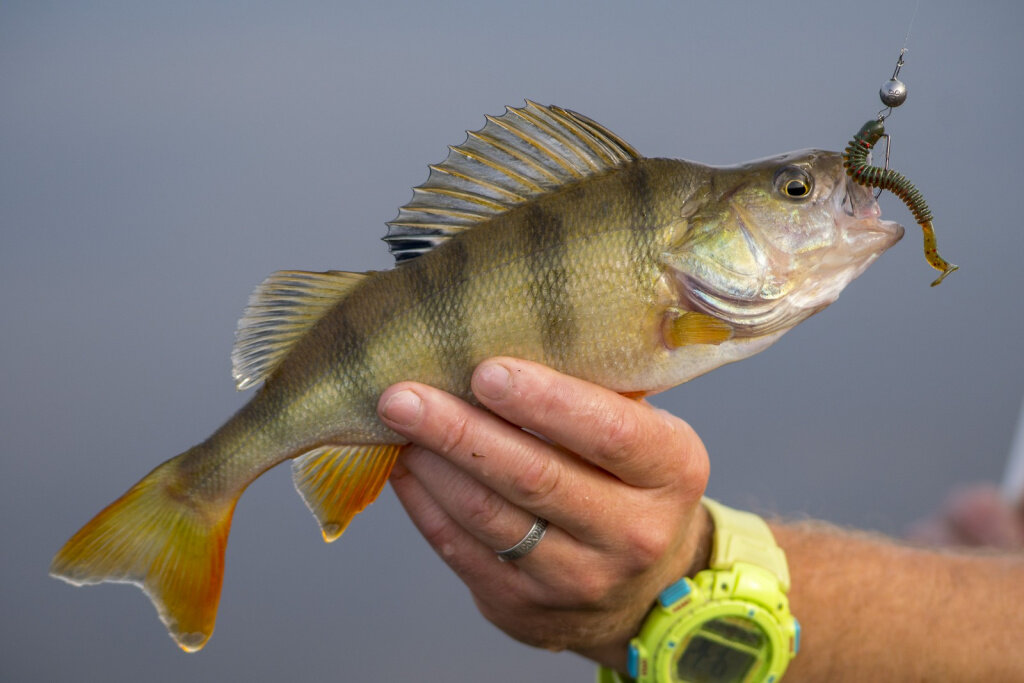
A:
908 483 1024 551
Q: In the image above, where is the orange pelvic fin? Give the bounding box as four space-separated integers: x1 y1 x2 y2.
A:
619 390 649 401
292 444 401 542
50 454 236 652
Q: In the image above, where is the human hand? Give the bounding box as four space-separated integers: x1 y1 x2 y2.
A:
377 358 711 671
907 484 1024 551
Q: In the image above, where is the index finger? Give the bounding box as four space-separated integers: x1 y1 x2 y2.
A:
471 357 707 490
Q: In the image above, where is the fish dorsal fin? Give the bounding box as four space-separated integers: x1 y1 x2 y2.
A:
231 270 369 390
384 101 641 263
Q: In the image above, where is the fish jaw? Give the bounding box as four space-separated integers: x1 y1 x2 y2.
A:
787 175 904 310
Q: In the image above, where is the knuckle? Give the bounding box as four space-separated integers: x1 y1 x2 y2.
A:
569 569 615 605
665 418 710 494
622 521 673 571
602 405 644 463
684 448 710 496
462 486 508 529
535 379 565 416
419 515 459 554
437 411 473 456
509 454 561 506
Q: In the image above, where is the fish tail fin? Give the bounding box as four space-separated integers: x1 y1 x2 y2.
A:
50 452 236 652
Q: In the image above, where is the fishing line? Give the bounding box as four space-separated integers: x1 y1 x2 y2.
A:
902 0 921 56
841 0 958 286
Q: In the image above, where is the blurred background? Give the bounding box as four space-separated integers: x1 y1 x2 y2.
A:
3 1 1022 680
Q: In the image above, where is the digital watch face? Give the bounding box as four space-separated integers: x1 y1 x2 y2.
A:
674 617 767 682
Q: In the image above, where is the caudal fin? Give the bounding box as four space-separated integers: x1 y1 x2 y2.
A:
50 455 236 652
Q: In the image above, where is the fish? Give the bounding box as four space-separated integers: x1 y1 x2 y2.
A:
50 101 904 651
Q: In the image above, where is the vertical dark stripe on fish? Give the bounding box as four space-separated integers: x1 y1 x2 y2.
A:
624 161 661 293
331 302 379 409
409 239 473 390
523 204 576 362
626 161 656 230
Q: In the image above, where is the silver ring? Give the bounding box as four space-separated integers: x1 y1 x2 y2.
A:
495 517 548 562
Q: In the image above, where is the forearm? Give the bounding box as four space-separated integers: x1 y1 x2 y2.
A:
772 520 1024 681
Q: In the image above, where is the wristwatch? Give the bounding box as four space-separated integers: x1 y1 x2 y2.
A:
597 498 799 683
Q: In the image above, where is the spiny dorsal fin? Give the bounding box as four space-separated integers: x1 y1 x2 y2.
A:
384 101 641 263
292 444 401 542
231 270 369 390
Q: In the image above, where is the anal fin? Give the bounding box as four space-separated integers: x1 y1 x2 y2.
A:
292 444 402 542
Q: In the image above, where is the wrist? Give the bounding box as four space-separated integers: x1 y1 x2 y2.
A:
683 502 713 578
596 501 798 682
576 502 713 673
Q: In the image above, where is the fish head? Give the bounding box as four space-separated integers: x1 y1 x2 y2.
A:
664 149 904 336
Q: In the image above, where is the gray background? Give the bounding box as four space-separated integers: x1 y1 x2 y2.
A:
3 1 1022 681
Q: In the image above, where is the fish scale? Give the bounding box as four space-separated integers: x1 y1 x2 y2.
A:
51 102 904 651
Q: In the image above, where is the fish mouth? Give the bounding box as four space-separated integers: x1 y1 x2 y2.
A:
835 175 904 248
778 174 904 313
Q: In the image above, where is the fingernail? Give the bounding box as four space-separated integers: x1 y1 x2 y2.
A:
380 389 422 427
474 362 511 400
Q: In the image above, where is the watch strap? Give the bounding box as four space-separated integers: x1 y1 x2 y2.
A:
703 497 790 591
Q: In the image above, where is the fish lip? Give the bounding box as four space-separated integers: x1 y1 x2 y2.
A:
836 176 905 242
841 176 881 219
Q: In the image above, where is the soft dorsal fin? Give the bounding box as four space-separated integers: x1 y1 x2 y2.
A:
231 270 369 390
384 101 641 263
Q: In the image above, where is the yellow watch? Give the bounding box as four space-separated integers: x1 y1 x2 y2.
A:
597 498 799 683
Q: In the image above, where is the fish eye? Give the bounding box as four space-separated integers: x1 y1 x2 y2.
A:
774 167 814 200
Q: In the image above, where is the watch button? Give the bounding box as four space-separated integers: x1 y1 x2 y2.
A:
627 643 639 678
657 577 692 607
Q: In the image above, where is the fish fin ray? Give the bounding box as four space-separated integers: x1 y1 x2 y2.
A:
50 454 235 652
292 444 402 542
384 102 641 263
232 270 370 390
619 390 649 401
664 309 735 348
547 104 641 165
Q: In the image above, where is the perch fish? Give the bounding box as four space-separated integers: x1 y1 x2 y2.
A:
51 102 905 651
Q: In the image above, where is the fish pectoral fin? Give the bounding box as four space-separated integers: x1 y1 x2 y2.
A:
292 444 402 542
50 452 235 652
663 308 735 348
232 270 371 390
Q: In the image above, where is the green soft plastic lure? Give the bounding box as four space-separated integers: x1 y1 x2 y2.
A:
843 118 958 286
